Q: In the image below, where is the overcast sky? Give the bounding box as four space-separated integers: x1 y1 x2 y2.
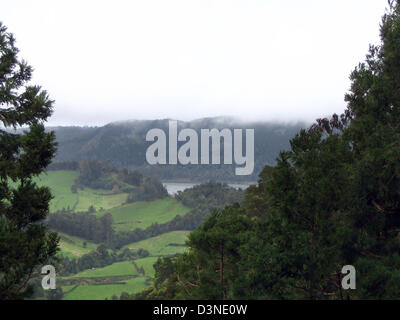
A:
2 0 388 126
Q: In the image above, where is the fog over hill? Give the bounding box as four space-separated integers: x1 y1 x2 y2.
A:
46 117 308 182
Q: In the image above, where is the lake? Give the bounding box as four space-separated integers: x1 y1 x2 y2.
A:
162 181 255 195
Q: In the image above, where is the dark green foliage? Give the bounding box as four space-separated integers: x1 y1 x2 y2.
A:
58 245 149 276
176 181 245 209
241 165 273 220
180 205 253 299
120 168 142 187
235 125 353 299
133 205 253 300
72 159 167 201
75 160 115 190
48 212 115 244
45 287 64 300
126 176 168 202
131 257 179 300
70 184 77 194
137 2 400 300
339 1 400 298
0 22 59 299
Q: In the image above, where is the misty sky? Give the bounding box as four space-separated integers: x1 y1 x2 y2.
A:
2 0 388 126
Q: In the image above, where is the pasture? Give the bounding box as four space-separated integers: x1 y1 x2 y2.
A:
107 198 190 232
134 257 160 277
33 170 129 213
123 231 190 255
62 276 149 300
58 232 98 258
68 261 138 278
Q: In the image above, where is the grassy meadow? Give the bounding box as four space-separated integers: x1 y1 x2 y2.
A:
68 261 138 278
134 257 160 277
33 170 78 212
123 231 190 255
57 232 98 258
62 277 149 300
33 170 129 213
107 198 190 232
31 170 193 299
74 188 128 213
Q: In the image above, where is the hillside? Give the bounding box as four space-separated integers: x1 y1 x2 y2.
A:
25 166 246 300
46 117 307 182
123 231 190 256
108 199 190 232
32 170 130 213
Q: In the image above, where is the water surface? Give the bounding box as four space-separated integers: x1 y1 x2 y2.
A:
162 182 255 195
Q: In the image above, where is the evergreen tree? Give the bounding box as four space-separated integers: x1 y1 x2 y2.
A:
0 22 58 299
137 1 400 300
342 0 400 298
238 125 353 299
182 205 252 299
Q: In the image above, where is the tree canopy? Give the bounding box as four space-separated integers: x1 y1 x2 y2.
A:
134 1 400 300
0 22 59 299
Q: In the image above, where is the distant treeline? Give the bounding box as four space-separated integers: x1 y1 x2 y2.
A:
175 180 248 208
48 212 114 244
47 118 305 181
48 159 168 202
59 245 150 276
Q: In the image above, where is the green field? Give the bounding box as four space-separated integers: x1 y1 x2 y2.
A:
31 170 129 213
34 171 79 212
68 261 138 278
124 231 190 255
58 232 98 258
74 188 128 213
135 257 160 277
32 170 193 299
62 277 149 300
107 198 190 232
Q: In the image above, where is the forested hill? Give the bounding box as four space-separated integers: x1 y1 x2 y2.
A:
46 117 307 182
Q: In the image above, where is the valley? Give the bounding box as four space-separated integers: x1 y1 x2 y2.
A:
34 168 243 300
